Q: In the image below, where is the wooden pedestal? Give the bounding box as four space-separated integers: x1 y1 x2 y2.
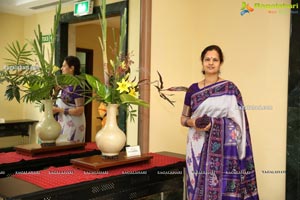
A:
71 152 153 171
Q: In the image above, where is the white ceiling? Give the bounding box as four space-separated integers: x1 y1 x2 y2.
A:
0 0 120 28
0 0 75 16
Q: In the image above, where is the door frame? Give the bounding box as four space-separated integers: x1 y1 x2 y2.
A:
76 48 93 142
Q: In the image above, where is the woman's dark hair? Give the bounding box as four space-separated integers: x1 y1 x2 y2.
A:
64 56 81 75
200 45 224 64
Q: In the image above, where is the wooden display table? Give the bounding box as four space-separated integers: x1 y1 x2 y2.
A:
14 142 86 156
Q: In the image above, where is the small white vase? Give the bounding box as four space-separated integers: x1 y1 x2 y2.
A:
95 104 126 156
35 99 61 144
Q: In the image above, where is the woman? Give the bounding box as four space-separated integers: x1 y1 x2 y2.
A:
53 56 86 143
181 45 259 199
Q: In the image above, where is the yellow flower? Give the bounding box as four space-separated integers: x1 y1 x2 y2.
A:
128 87 137 97
117 78 131 93
52 65 60 74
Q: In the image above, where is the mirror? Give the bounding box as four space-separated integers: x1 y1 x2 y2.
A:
55 1 128 142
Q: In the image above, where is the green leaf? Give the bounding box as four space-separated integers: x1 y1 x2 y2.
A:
57 74 82 87
5 85 20 102
0 0 84 104
119 8 127 55
85 74 109 100
4 41 32 66
120 93 149 107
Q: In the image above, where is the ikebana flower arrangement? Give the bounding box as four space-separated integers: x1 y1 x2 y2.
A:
84 0 150 157
85 0 148 121
0 1 83 103
86 52 149 121
0 0 84 144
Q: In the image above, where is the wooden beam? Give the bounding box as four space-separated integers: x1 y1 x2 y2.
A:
138 0 152 153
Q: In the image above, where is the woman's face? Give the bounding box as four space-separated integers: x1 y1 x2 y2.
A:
61 60 74 75
202 50 222 75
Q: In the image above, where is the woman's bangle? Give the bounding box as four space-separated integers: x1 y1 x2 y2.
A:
64 108 70 115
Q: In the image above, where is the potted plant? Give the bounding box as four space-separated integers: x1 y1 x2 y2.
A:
0 0 84 144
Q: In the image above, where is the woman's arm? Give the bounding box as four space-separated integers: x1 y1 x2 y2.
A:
180 104 211 131
181 115 211 131
181 115 194 127
181 105 192 127
53 98 85 116
68 98 84 116
66 106 84 116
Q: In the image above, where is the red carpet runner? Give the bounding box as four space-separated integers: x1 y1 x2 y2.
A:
13 153 184 189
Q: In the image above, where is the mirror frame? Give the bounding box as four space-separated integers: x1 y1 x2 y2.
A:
54 1 128 140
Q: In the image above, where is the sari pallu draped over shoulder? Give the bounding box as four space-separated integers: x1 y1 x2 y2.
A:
185 81 259 200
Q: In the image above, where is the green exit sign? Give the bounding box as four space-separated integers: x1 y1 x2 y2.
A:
42 35 52 43
74 0 93 16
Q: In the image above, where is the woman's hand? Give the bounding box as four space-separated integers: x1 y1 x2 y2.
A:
53 106 63 114
192 115 212 132
194 122 211 132
181 115 211 132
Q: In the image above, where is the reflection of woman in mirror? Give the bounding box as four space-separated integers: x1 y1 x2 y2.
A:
181 45 259 199
53 56 86 142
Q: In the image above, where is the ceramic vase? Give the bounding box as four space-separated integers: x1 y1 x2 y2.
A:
35 99 61 144
95 103 126 157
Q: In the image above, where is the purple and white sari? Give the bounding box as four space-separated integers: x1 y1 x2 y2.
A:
55 85 86 143
184 80 259 200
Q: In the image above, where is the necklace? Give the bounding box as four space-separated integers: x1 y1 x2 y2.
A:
203 77 219 87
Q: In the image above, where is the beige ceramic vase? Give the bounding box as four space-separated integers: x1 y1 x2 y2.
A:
35 99 61 144
95 103 126 156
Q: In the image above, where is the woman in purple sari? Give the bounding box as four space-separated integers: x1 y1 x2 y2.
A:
53 56 86 143
181 45 259 200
